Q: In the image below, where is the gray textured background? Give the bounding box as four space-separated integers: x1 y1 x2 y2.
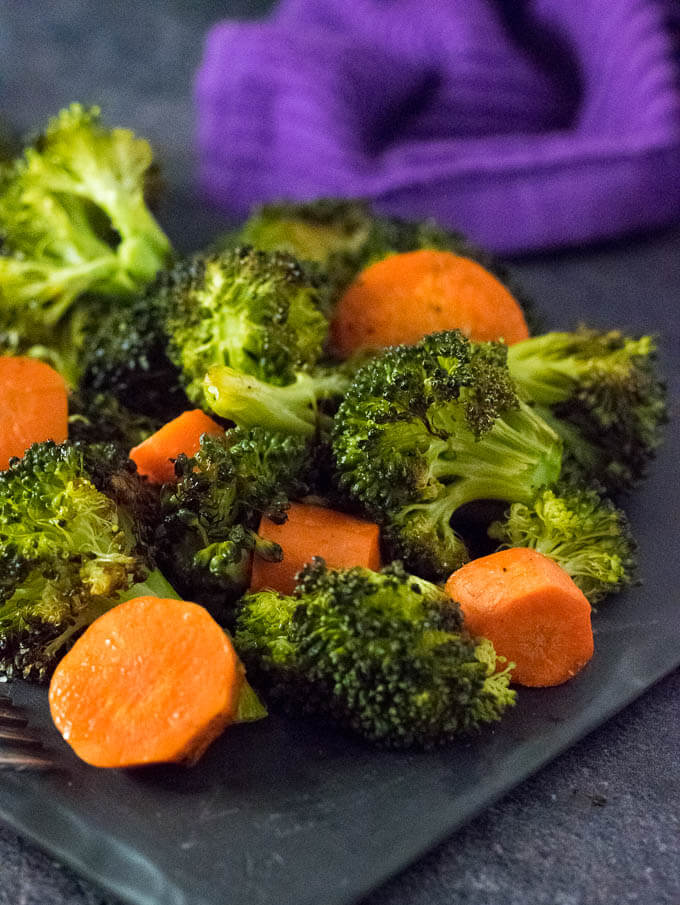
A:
0 2 678 904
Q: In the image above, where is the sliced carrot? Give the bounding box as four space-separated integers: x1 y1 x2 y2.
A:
331 249 529 356
445 548 593 687
129 409 224 484
250 502 381 595
48 596 244 768
0 356 68 469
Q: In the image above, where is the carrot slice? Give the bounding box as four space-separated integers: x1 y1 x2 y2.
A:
445 548 593 687
331 249 530 356
0 356 68 469
129 409 224 484
250 502 381 595
49 596 244 768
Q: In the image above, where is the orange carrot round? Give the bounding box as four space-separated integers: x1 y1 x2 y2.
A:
49 596 244 768
0 356 68 470
445 548 593 687
129 409 224 484
250 502 381 595
331 249 529 356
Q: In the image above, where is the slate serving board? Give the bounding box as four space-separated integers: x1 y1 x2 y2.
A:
0 195 678 905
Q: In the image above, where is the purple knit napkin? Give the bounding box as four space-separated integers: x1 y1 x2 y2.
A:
195 0 680 253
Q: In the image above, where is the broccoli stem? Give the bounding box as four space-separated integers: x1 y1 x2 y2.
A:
204 365 349 436
429 400 562 507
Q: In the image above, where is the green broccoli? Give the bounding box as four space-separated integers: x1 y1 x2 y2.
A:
78 289 188 421
146 245 350 431
506 329 667 493
235 559 515 748
488 483 637 603
0 104 173 383
332 331 562 580
67 390 163 453
155 428 312 617
0 440 173 681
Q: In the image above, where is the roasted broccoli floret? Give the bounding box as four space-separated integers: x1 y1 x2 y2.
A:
78 289 188 420
488 483 637 603
67 390 162 452
152 246 329 404
332 331 562 579
235 559 515 748
0 440 174 680
0 104 173 383
236 199 538 327
506 329 667 493
155 428 312 616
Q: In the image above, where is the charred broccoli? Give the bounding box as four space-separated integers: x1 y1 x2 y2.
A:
489 483 637 603
67 390 163 453
155 428 312 616
507 329 667 493
332 331 562 579
235 559 515 748
0 441 174 680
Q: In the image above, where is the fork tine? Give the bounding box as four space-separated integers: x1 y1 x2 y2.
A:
0 706 29 727
0 726 44 747
0 750 58 771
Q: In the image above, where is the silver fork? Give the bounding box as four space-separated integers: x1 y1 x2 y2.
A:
0 692 58 770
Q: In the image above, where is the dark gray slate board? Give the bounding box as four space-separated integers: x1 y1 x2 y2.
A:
0 190 678 905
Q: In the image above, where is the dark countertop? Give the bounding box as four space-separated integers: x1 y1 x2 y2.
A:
0 3 678 904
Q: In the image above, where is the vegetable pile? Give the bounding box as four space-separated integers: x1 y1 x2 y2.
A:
0 106 667 764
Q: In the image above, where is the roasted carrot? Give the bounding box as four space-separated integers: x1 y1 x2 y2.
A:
49 596 244 768
129 409 224 484
445 548 593 687
250 502 381 595
0 356 68 470
331 249 530 356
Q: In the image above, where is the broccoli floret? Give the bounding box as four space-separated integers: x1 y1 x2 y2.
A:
150 246 329 407
235 559 515 748
507 329 667 493
78 289 189 420
155 428 312 616
0 104 173 384
67 390 162 453
488 483 637 603
0 440 172 680
332 331 562 580
236 199 538 328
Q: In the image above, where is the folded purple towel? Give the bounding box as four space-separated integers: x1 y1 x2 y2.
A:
196 0 680 253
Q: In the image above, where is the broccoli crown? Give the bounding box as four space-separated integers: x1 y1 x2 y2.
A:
0 104 172 329
0 440 162 680
235 559 515 748
155 428 312 615
154 246 330 408
78 289 188 420
332 331 562 579
488 483 638 603
67 390 162 453
507 329 668 492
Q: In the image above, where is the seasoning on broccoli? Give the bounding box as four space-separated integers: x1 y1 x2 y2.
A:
488 482 637 604
155 428 312 616
506 329 667 493
332 330 562 580
235 559 515 748
0 441 175 681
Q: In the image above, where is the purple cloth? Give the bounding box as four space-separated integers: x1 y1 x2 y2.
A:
195 0 680 253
